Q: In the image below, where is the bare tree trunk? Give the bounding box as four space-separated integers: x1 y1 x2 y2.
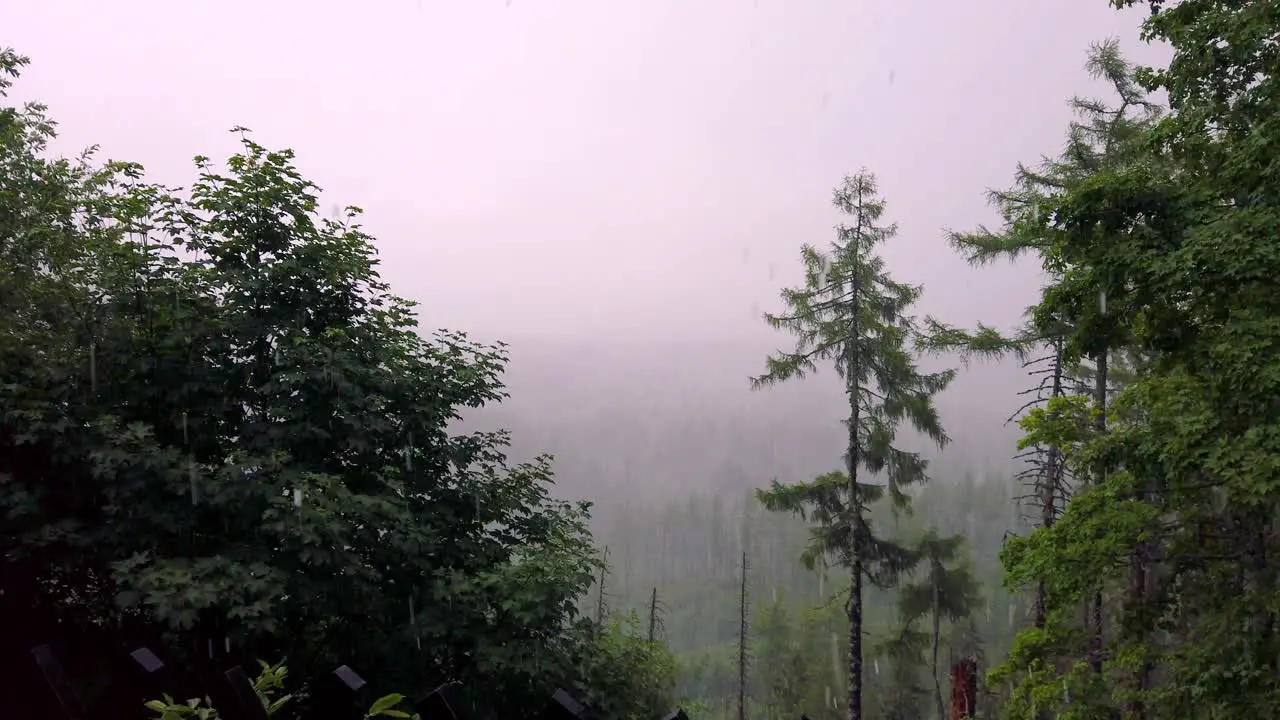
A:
1089 350 1107 674
948 658 978 720
1124 544 1148 719
1029 344 1068 720
648 586 658 643
739 551 749 720
595 546 609 629
932 575 945 720
849 538 863 720
1035 342 1065 631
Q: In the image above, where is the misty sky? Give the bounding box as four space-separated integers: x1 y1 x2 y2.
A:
9 0 1167 347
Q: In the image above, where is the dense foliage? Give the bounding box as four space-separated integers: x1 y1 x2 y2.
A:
0 48 673 720
5 0 1280 719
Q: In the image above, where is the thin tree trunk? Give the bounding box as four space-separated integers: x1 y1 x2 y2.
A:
1125 405 1151 720
849 533 863 720
1124 543 1148 719
739 551 749 720
932 573 945 720
1257 524 1275 672
845 191 865 720
1089 350 1107 674
648 586 658 643
1034 345 1065 720
595 546 609 629
1035 343 1065 631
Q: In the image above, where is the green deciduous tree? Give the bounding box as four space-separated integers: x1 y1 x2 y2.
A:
569 611 679 720
974 1 1280 716
1021 2 1280 716
0 48 668 720
752 170 955 720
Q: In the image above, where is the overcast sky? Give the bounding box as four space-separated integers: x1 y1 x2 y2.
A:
8 0 1166 346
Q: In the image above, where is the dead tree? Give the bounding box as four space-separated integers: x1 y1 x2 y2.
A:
948 657 978 720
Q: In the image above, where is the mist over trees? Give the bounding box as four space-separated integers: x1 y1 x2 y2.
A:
4 1 1280 720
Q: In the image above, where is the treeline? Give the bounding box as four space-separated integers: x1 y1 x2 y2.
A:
590 474 1028 719
482 342 1020 504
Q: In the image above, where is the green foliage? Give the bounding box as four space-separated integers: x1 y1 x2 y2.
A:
1015 395 1094 453
959 2 1280 717
894 532 980 628
753 592 814 718
873 625 930 720
609 477 1027 720
757 472 911 582
884 531 981 720
566 613 679 720
142 661 416 720
144 696 220 720
0 49 670 719
365 694 416 719
12 1 1280 716
753 171 954 720
753 171 954 577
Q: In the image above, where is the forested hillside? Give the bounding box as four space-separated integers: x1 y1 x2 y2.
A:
4 1 1280 720
481 337 1023 502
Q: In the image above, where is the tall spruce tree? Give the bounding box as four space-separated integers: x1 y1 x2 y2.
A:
752 170 955 720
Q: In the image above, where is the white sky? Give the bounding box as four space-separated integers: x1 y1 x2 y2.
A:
8 0 1165 344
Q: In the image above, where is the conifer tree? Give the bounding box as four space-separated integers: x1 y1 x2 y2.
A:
924 43 1161 710
875 624 931 720
892 532 980 720
752 170 955 720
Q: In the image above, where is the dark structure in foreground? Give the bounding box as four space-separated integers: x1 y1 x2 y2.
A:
6 641 693 720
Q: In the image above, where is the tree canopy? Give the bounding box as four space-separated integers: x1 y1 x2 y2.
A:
0 47 672 720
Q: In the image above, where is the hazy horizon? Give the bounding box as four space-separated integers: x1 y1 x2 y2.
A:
8 0 1171 503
